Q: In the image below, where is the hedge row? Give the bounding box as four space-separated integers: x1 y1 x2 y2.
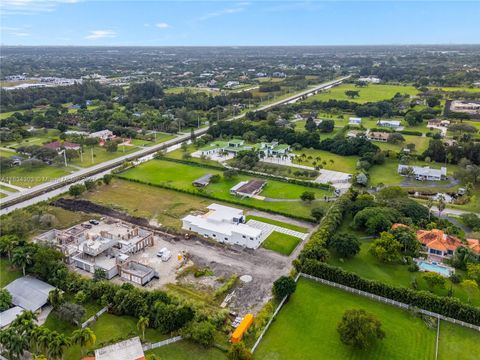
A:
399 130 423 136
156 156 333 191
114 176 315 222
298 192 352 260
297 259 480 326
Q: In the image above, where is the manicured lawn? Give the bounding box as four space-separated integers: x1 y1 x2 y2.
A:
0 149 17 158
292 148 358 173
246 215 309 233
0 258 22 287
261 231 302 256
430 86 480 93
119 159 331 219
146 340 227 359
0 164 72 187
438 321 480 360
305 84 419 104
255 278 436 360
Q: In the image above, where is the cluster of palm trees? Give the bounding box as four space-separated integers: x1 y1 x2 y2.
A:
0 310 96 360
0 235 33 276
295 153 335 169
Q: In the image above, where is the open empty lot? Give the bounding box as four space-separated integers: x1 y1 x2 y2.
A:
304 83 419 104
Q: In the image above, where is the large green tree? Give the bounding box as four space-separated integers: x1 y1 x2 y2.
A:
337 309 385 349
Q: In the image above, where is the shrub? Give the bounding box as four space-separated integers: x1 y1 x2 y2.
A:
272 276 297 300
337 309 385 349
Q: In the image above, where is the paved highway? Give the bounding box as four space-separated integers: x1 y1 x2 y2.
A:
0 76 349 215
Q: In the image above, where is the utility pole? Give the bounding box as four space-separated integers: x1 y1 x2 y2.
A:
90 146 94 164
80 146 83 163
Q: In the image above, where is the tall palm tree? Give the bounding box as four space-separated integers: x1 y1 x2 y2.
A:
1 329 28 360
47 332 70 360
12 248 33 276
37 327 52 356
72 327 96 357
137 316 149 340
0 235 18 261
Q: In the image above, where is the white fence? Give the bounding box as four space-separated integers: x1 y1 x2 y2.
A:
81 306 109 329
299 273 480 332
143 336 183 351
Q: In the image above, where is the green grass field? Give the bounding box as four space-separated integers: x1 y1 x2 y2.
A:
292 148 358 173
375 134 430 153
438 321 480 360
261 231 302 256
246 215 309 233
255 278 437 360
0 164 72 187
146 340 226 359
305 84 419 104
118 159 331 219
0 258 22 287
69 145 138 168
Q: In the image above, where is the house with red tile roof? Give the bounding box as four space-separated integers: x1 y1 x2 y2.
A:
44 141 80 151
467 239 480 254
416 229 463 259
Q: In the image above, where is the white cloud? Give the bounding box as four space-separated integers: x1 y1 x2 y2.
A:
1 25 30 36
198 2 249 21
85 30 116 40
0 0 79 15
155 22 170 29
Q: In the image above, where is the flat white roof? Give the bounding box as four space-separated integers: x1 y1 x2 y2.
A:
183 214 262 238
95 336 144 360
5 276 55 311
398 165 447 177
207 203 244 220
0 306 24 328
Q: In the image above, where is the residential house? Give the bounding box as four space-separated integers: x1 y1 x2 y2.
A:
182 204 264 249
467 239 480 254
416 229 463 259
89 130 114 141
348 117 362 125
4 276 55 312
44 141 81 152
377 120 401 128
367 131 390 142
358 76 381 83
92 336 145 360
259 141 290 157
398 165 447 181
230 179 266 198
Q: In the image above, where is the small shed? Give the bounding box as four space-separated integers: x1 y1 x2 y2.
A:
192 173 214 187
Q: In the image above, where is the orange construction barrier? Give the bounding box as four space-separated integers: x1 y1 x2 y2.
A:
231 314 254 343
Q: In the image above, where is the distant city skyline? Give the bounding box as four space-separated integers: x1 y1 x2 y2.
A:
1 1 479 46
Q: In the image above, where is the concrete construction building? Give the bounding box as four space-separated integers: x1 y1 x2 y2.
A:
92 336 145 360
358 76 381 83
259 142 290 157
182 204 264 249
450 100 480 114
398 165 447 181
35 218 156 284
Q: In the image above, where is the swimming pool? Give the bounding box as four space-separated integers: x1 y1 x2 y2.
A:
416 260 453 277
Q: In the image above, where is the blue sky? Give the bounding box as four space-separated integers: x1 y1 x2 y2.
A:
1 1 479 46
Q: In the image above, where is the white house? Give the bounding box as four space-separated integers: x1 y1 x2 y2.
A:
358 76 381 83
377 120 401 128
89 129 114 140
182 204 264 249
398 165 447 181
349 117 362 125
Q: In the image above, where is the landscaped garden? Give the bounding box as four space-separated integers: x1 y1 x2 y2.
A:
261 231 301 256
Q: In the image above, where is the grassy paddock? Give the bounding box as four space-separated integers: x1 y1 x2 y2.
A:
292 148 358 173
261 231 302 256
146 340 226 359
0 258 22 287
255 278 436 360
438 321 480 360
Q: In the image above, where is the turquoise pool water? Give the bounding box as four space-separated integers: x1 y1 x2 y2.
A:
417 261 451 277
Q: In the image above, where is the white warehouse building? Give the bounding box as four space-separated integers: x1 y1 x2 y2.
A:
182 204 264 249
